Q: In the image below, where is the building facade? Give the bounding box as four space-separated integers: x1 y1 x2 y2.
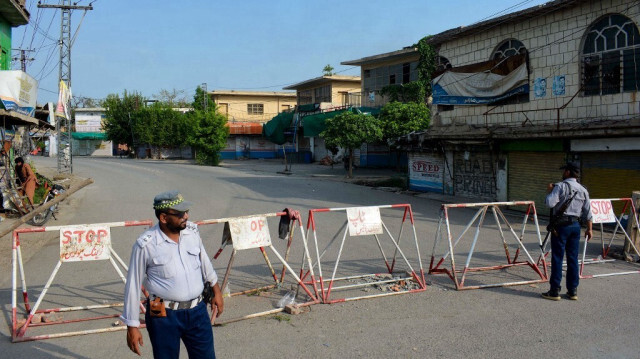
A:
281 75 362 161
210 90 296 160
341 47 423 108
72 108 113 156
400 0 640 207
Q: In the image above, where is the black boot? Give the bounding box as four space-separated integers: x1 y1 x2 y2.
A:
541 288 561 301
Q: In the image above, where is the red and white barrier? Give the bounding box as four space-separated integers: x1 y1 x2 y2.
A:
196 211 319 325
579 198 640 278
301 204 426 304
11 220 152 343
429 201 547 290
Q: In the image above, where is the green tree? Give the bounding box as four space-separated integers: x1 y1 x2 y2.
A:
187 86 228 166
378 101 430 170
321 112 382 178
103 91 146 154
322 64 335 76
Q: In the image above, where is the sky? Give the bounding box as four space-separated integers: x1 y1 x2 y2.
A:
12 0 553 105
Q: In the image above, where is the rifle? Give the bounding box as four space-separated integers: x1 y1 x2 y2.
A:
540 186 578 250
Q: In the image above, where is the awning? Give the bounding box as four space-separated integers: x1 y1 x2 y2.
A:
0 109 39 127
227 122 263 135
72 132 108 140
263 112 295 145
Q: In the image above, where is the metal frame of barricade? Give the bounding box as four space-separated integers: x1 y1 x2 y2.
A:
11 220 153 343
579 198 640 279
429 201 547 290
196 211 319 326
300 204 426 304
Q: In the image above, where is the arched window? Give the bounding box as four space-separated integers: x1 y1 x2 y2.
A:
436 56 452 72
582 14 640 95
492 39 527 60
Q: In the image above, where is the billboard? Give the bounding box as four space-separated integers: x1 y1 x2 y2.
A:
0 71 38 117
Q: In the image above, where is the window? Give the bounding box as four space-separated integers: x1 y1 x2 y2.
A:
364 69 371 78
581 14 640 96
313 85 331 103
247 103 264 115
492 39 527 60
402 63 411 83
298 90 312 105
436 56 452 72
389 74 396 85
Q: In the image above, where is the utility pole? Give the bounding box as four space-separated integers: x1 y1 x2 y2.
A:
201 83 208 112
38 1 93 174
11 49 34 71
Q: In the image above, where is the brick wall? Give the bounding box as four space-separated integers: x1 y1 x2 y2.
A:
434 0 639 127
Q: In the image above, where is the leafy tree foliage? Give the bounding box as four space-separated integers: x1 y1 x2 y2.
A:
102 87 228 165
322 64 335 76
379 101 430 171
378 101 430 144
321 111 382 178
187 86 229 166
102 91 145 150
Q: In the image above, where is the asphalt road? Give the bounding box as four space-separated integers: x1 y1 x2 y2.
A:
0 157 638 358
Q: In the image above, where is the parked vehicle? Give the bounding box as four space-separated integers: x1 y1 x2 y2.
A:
27 184 65 226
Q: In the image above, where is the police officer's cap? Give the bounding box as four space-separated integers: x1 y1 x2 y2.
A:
560 161 580 174
153 190 192 211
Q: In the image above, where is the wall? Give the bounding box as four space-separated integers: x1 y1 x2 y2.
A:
75 111 105 132
214 94 296 123
433 0 639 127
360 54 420 108
0 19 10 70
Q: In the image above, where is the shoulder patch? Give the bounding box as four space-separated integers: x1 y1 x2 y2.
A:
186 222 199 233
136 234 153 247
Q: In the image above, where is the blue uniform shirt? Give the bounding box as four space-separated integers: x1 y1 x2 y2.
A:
121 221 218 327
545 178 593 222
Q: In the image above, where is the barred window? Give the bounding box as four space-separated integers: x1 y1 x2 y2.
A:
582 14 640 96
436 56 452 72
298 90 312 105
313 85 331 103
247 103 264 115
492 39 527 60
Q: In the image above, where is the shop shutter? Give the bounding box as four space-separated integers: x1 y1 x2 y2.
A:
453 150 495 200
582 152 640 201
508 152 565 212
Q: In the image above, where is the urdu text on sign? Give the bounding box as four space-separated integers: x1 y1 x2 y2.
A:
228 216 272 250
346 207 383 236
59 225 111 262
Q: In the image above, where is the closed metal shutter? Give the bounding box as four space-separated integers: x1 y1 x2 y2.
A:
453 150 495 200
582 152 640 201
508 152 565 212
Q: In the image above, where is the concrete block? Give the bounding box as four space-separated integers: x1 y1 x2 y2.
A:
284 304 302 315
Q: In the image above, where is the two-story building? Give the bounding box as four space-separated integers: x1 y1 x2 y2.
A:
279 75 361 161
394 0 640 207
210 90 296 159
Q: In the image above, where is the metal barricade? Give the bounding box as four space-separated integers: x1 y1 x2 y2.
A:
301 204 426 304
429 201 547 290
196 211 319 325
578 198 640 278
11 220 152 342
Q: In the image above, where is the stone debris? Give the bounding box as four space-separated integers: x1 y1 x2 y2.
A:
349 274 422 292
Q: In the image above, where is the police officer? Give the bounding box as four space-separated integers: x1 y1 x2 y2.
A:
542 161 593 301
121 191 223 358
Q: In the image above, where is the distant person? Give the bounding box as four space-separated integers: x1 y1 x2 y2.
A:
121 191 223 358
542 161 592 301
14 157 37 206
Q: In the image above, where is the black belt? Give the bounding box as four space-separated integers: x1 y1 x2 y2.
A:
151 295 202 310
556 215 579 225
